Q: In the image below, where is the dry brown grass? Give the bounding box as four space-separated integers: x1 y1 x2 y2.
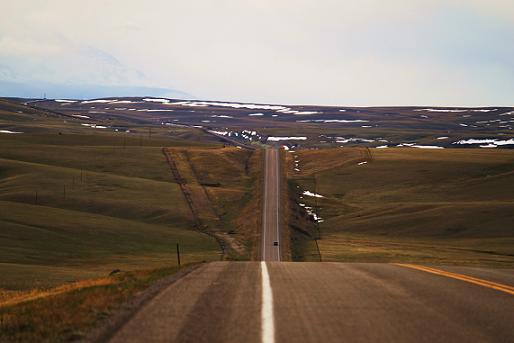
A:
232 149 264 260
0 266 181 343
287 147 514 265
0 278 115 308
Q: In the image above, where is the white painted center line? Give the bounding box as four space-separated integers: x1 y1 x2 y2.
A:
261 261 275 343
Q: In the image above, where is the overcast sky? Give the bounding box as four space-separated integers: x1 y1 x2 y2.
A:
1 0 513 105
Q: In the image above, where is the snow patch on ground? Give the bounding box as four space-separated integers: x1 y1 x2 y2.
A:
0 129 23 134
267 136 307 141
142 98 170 104
110 100 136 104
336 137 375 143
358 161 368 165
276 109 319 115
397 143 444 149
209 130 229 136
211 115 234 118
303 190 325 198
71 114 90 119
415 108 468 113
297 119 369 123
169 101 286 111
81 123 107 129
413 145 444 149
81 99 113 104
453 138 514 146
248 113 264 116
55 99 76 103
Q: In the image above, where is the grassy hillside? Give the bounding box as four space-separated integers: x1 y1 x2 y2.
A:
287 148 514 266
0 99 233 289
0 99 264 342
167 147 263 259
0 134 225 290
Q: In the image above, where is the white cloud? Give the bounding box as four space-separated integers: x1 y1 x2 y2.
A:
0 0 513 105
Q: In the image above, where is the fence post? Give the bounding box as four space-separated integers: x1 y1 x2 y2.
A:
176 243 181 268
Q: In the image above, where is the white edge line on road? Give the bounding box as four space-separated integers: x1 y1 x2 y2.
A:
261 261 275 343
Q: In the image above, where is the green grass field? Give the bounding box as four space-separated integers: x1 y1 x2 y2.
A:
0 99 265 342
287 148 514 266
0 99 232 290
168 147 263 259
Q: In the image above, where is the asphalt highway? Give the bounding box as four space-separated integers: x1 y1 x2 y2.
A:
108 262 514 343
106 147 514 343
261 148 281 261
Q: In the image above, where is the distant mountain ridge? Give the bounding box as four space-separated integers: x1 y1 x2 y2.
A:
0 80 191 100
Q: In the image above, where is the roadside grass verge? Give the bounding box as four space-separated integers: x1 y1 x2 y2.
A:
287 148 514 266
318 233 514 267
0 131 223 291
172 147 263 259
0 265 187 343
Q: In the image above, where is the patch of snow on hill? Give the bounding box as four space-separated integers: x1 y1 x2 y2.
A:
110 100 136 104
145 109 174 112
168 101 287 111
208 130 229 136
81 99 113 104
414 108 468 113
303 190 325 198
453 138 514 146
267 136 307 141
336 137 375 143
472 109 497 112
0 129 23 134
81 123 107 129
297 119 369 123
412 145 444 149
142 98 170 104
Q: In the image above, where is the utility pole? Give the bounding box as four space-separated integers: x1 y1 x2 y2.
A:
176 243 181 268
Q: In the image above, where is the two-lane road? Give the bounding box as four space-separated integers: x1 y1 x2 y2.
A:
108 262 514 343
262 148 281 261
106 147 514 343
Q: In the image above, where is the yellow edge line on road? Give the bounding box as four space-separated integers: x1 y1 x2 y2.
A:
396 264 514 296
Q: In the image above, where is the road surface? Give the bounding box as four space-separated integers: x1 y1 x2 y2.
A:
262 148 281 261
108 262 514 343
106 147 514 343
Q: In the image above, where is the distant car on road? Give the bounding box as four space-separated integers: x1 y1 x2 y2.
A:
273 241 279 246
